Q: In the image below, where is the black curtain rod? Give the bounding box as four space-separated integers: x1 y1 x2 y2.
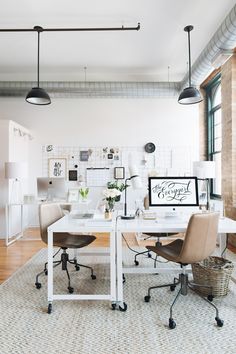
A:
0 23 140 33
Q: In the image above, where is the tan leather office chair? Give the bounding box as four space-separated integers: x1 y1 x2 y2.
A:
35 203 96 294
144 212 224 329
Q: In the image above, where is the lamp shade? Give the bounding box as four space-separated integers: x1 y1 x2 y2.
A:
178 87 203 105
5 162 28 179
193 161 216 179
25 87 51 105
129 165 142 189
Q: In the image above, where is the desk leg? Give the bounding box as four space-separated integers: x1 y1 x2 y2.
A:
115 229 127 311
47 228 53 314
219 233 227 258
110 229 116 305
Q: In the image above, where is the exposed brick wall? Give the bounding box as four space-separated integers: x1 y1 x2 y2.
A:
222 55 236 246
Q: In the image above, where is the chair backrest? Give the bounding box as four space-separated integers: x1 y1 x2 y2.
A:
178 212 219 264
39 203 64 244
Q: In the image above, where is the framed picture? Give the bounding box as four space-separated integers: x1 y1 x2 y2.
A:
48 158 67 178
80 151 89 162
67 189 79 202
114 167 125 180
68 170 78 181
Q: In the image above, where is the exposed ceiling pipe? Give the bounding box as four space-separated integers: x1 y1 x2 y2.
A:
180 4 236 89
0 81 180 98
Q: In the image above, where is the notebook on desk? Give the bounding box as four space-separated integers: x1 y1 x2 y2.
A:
71 213 94 219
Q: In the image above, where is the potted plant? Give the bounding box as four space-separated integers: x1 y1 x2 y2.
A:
107 181 127 201
79 187 89 202
103 188 121 218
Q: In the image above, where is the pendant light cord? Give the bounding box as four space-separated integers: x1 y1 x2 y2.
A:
37 30 40 87
187 29 191 87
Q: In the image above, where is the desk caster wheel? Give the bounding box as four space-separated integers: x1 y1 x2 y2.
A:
91 274 96 280
111 303 116 310
48 304 52 314
169 318 176 329
68 286 74 294
134 260 139 266
119 302 127 312
75 265 80 271
170 285 176 292
144 295 150 302
35 282 41 289
215 317 224 327
207 295 214 302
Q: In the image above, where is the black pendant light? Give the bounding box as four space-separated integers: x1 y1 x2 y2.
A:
26 26 51 105
178 25 203 105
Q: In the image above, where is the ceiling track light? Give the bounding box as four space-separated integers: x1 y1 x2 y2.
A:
1 23 140 105
178 25 203 105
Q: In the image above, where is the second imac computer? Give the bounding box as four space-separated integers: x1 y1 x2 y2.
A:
37 177 66 201
148 176 199 217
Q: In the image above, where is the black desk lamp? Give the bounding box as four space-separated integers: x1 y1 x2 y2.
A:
121 175 139 220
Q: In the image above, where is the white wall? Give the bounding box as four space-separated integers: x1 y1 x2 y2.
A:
0 96 199 229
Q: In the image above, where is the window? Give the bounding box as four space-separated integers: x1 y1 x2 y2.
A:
206 75 221 197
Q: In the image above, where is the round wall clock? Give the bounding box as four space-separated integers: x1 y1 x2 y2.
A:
144 142 156 153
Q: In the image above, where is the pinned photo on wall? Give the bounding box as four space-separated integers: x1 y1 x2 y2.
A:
68 170 78 181
48 158 67 178
114 167 125 180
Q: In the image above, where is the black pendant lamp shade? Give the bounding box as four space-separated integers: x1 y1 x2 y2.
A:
178 25 203 105
26 26 51 105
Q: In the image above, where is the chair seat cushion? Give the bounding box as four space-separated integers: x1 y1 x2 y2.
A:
53 233 96 249
147 239 183 262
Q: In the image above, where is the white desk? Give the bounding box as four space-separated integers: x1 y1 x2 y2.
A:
47 214 117 313
116 216 236 306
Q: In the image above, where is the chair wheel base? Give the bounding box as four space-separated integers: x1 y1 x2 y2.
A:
144 295 150 302
75 265 80 271
207 295 214 302
170 285 176 292
91 275 96 280
68 286 74 294
35 282 41 289
147 253 152 258
134 260 139 266
215 317 224 327
169 318 176 329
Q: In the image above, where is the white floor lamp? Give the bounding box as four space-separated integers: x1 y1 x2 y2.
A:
5 162 28 204
193 161 216 210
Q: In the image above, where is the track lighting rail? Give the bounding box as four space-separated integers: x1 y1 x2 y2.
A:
0 23 140 33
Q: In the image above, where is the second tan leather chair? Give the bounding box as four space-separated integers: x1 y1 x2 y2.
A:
144 212 224 329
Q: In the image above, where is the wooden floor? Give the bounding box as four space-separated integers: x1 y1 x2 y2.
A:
0 228 138 284
1 228 236 284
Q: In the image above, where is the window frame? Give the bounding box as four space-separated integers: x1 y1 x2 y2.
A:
206 74 221 199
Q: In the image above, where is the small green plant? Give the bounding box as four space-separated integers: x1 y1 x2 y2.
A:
79 187 89 200
107 180 127 192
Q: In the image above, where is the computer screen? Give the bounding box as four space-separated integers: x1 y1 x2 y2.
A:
148 177 199 207
37 177 66 201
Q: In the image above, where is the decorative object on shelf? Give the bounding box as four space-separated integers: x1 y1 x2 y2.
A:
46 145 53 152
193 161 216 210
48 158 67 178
121 166 142 220
178 25 203 105
5 162 28 204
68 170 78 181
25 26 51 105
80 151 89 161
68 189 79 202
79 187 89 202
103 188 121 212
144 142 156 153
114 167 125 180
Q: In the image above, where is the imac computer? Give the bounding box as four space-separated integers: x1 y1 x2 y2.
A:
37 177 66 201
148 176 199 218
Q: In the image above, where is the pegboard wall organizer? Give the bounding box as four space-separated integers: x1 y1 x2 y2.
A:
42 145 195 188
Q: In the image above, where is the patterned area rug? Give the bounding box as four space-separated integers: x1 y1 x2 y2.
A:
0 247 236 354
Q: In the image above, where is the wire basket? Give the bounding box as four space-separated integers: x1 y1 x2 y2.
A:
191 256 234 297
